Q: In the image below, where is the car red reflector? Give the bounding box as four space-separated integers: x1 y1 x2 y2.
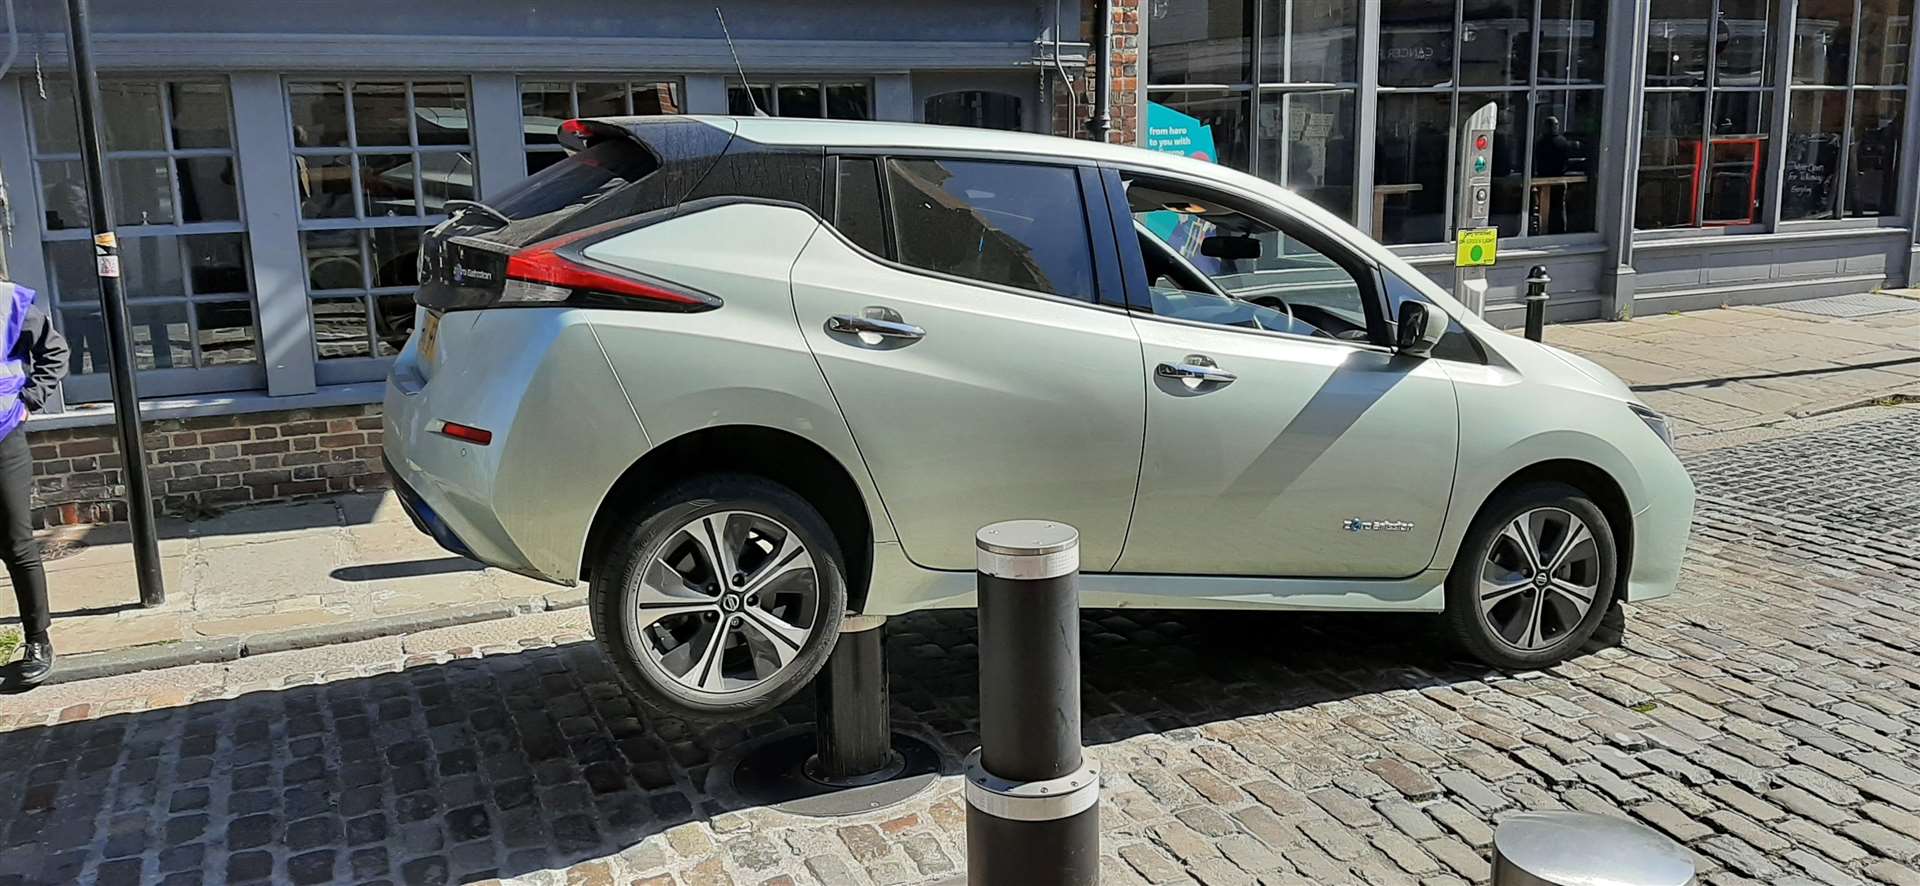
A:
436 421 493 445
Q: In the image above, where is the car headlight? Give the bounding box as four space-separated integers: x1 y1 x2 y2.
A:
1629 403 1674 451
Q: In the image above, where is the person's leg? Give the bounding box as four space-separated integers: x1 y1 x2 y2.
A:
0 426 50 644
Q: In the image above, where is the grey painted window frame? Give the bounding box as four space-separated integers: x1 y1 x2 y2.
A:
725 77 874 119
518 76 686 175
1778 0 1911 224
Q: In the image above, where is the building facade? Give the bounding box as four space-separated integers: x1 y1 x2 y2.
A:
0 0 1914 524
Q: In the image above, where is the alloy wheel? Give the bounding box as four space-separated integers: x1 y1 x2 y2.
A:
1477 507 1601 652
626 510 820 695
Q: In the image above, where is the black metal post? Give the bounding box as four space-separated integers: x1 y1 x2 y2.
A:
806 616 904 786
63 0 165 607
1524 265 1551 342
1086 0 1112 143
967 520 1098 886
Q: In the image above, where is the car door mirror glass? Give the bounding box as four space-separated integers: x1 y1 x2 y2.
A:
1199 234 1261 261
1395 300 1449 357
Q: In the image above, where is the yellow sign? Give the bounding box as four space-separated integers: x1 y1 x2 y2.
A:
1456 228 1499 267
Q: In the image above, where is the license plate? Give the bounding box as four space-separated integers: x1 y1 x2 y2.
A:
418 311 442 365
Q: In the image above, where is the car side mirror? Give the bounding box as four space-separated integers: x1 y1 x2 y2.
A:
1395 300 1450 357
1199 235 1262 261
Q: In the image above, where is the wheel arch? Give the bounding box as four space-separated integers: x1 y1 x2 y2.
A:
582 425 877 613
1482 459 1635 603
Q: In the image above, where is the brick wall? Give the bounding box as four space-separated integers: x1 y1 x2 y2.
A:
25 404 390 528
1049 0 1142 146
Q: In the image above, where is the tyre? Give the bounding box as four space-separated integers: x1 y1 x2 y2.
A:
1443 481 1618 669
590 474 847 722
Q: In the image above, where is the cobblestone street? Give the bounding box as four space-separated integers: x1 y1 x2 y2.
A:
3 405 1920 886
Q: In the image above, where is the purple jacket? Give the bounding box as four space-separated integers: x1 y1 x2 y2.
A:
1 283 70 439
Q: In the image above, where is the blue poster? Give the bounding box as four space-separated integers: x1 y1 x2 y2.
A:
1142 102 1220 272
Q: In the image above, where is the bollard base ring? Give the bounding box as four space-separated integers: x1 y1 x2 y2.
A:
720 725 943 818
963 747 1100 822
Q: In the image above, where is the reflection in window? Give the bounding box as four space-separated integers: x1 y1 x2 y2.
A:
727 80 869 119
1530 90 1601 234
1257 90 1356 220
1846 91 1904 217
1380 0 1457 87
22 77 258 397
1539 0 1608 85
1461 0 1533 87
1148 0 1253 85
923 91 1024 130
520 79 681 175
833 157 890 258
1374 93 1453 243
1638 0 1776 229
884 159 1095 301
1794 0 1856 86
1856 0 1911 85
1784 0 1910 219
1264 0 1359 83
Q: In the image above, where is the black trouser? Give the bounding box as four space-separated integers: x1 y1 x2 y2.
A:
1 425 48 642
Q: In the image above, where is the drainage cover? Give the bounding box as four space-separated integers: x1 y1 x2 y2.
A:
1772 292 1920 318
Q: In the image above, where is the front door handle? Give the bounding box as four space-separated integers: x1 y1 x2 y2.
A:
828 308 925 341
1156 355 1237 386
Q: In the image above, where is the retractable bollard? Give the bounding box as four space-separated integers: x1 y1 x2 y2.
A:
1492 811 1696 886
1524 265 1552 342
966 521 1099 886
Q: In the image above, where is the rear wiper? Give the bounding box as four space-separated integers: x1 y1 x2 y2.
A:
445 199 511 226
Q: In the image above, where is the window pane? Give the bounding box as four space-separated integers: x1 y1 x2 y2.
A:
522 81 572 147
352 83 412 147
31 79 79 154
778 84 824 118
526 150 567 175
413 82 470 147
111 157 174 226
631 82 681 115
1636 91 1707 228
925 91 1025 129
1846 91 1904 217
101 81 167 152
169 82 232 149
123 235 184 299
1539 0 1607 85
1793 0 1856 86
1782 89 1847 219
1257 89 1355 222
184 233 249 295
1856 0 1911 85
60 307 108 375
1374 92 1452 243
1529 90 1602 235
575 81 627 118
312 297 372 360
1146 91 1252 170
296 154 357 219
360 153 418 217
1132 201 1364 339
1461 0 1532 87
196 301 258 366
375 295 414 358
1718 0 1777 86
304 229 365 291
131 302 191 370
1380 0 1457 87
1647 0 1712 88
46 241 101 303
38 160 92 231
1148 0 1253 85
835 157 889 257
885 159 1095 301
1705 92 1770 224
729 85 773 116
370 227 422 288
177 157 241 223
419 152 476 212
826 84 870 120
1264 0 1360 83
1459 93 1528 236
289 82 349 148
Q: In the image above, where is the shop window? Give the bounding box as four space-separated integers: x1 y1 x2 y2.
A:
289 79 473 373
520 79 681 175
727 81 870 120
1783 0 1909 220
1637 0 1777 228
923 91 1024 130
1376 0 1607 242
24 78 260 402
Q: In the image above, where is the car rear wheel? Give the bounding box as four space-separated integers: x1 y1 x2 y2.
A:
1444 482 1617 669
591 474 846 722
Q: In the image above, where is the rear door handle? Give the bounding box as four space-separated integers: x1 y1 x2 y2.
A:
828 308 925 341
1156 356 1237 386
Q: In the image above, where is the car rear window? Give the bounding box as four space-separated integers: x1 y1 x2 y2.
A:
489 138 658 220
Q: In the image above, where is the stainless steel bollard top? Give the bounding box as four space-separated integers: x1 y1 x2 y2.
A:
976 520 1080 579
1492 811 1696 886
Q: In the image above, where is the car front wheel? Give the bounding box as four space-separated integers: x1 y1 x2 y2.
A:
1443 481 1618 669
591 474 847 722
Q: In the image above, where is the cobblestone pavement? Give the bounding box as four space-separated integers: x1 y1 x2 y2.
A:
3 406 1919 886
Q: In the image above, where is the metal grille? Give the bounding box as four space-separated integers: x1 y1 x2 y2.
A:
1771 292 1920 318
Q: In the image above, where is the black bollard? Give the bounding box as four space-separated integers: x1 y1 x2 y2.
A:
1524 264 1551 342
806 616 904 786
967 520 1099 886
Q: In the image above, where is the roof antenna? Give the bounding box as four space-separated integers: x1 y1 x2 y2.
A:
715 7 768 117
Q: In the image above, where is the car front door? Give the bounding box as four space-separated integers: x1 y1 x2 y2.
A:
791 156 1144 572
1107 168 1460 579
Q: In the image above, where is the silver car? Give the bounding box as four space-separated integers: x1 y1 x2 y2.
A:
384 116 1694 722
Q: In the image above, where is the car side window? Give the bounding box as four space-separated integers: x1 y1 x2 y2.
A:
885 158 1096 302
834 157 890 259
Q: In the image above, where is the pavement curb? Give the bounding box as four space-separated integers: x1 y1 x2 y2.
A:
41 589 592 686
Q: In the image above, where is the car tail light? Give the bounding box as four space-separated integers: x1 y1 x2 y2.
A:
501 226 721 312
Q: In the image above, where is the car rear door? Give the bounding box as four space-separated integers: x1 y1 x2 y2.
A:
790 155 1144 572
